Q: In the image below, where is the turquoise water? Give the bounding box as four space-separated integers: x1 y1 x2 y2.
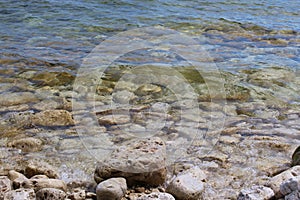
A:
0 0 299 70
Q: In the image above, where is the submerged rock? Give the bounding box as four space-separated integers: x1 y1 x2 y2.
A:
31 71 75 87
96 178 127 200
0 92 38 106
7 137 43 153
31 110 74 126
94 137 167 187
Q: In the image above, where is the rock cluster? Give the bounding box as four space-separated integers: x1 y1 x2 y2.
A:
0 165 96 200
238 166 300 200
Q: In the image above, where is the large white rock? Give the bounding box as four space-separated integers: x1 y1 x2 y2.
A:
136 192 175 200
96 178 127 200
237 185 274 200
280 176 300 196
166 167 207 200
269 166 300 198
94 137 167 186
4 188 36 200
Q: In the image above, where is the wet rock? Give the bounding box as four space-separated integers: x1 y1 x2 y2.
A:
31 71 75 86
95 137 167 186
4 188 35 200
36 188 66 200
269 166 300 198
0 92 38 106
247 67 294 88
21 178 67 192
166 167 207 200
68 188 86 200
237 185 274 200
134 84 162 96
280 176 300 196
112 90 136 104
292 146 300 166
98 114 131 126
32 110 74 126
6 111 34 128
25 160 59 179
0 176 12 199
136 192 175 200
7 137 43 153
32 99 62 111
96 178 127 200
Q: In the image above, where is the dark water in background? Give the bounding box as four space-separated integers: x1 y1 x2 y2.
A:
0 0 299 71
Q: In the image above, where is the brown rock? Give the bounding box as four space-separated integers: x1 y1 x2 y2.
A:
21 178 67 192
32 110 74 126
25 160 59 179
7 137 43 153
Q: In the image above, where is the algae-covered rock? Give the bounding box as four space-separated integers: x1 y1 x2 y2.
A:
31 71 75 86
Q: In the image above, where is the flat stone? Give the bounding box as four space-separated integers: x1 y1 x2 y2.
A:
237 185 275 200
0 92 38 106
21 178 67 192
0 176 12 199
280 176 300 196
98 114 131 126
95 137 167 187
36 188 66 200
4 188 36 200
166 167 207 200
112 90 136 104
32 110 74 126
269 166 300 198
32 99 62 111
96 178 127 200
7 137 43 153
136 192 175 200
25 160 59 179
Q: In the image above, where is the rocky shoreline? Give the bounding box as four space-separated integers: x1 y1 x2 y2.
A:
0 65 299 199
0 140 300 199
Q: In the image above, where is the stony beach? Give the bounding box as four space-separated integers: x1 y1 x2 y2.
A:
0 0 300 199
